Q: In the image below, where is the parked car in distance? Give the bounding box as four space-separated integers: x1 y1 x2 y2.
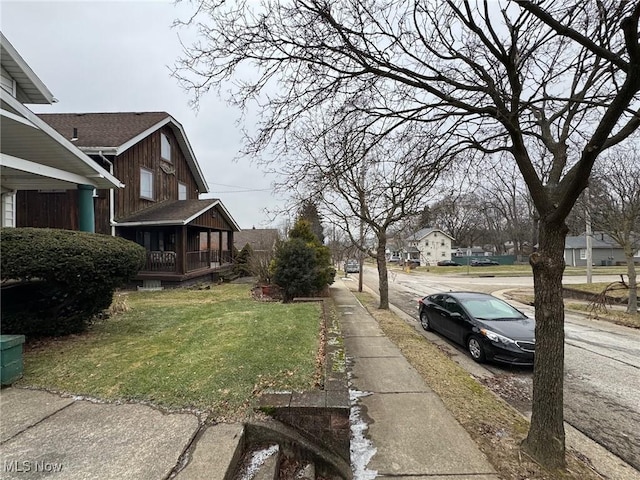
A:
437 260 460 267
470 258 500 266
417 292 535 366
344 259 360 273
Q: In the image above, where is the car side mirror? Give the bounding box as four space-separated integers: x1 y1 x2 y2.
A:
449 312 463 319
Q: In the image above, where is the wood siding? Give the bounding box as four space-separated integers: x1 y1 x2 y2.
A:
190 207 235 230
16 190 79 230
113 127 199 222
15 125 203 233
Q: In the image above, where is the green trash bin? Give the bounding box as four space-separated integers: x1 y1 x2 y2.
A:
1 335 26 385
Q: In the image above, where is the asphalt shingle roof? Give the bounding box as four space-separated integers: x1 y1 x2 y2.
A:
117 199 220 225
37 112 170 148
234 229 280 251
565 233 618 249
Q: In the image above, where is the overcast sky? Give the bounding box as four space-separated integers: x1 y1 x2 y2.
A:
1 0 288 229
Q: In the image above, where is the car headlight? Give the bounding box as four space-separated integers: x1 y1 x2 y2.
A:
480 328 516 346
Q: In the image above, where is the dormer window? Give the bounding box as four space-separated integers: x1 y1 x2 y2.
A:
161 133 171 162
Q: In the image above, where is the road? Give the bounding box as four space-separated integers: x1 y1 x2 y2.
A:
356 266 640 471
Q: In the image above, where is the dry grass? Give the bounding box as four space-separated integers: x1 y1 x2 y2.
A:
354 292 607 480
504 285 640 329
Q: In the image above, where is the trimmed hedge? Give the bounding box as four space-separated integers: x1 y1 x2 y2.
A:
1 228 146 337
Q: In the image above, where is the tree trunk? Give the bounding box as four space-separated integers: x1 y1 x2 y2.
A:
376 234 390 310
522 220 568 469
625 251 638 314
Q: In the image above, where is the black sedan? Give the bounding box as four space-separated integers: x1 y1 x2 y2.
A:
417 292 535 366
437 260 460 266
470 258 500 266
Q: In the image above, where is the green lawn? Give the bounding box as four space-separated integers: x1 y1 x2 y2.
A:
19 284 322 418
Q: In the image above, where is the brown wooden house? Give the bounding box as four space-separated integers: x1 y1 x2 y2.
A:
17 112 240 287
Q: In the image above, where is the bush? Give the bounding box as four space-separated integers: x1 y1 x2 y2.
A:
272 238 317 301
272 220 335 301
233 243 254 277
1 228 146 337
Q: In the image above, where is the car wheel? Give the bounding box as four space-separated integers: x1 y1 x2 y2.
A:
467 335 486 363
419 310 432 331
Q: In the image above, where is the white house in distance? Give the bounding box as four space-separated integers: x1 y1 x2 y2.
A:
406 227 455 266
0 32 121 229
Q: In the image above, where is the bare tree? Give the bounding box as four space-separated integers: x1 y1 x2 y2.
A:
428 192 486 248
590 148 640 313
174 0 640 468
274 114 448 309
478 162 537 256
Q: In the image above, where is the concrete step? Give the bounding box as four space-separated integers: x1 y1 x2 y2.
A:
237 444 280 480
174 423 244 480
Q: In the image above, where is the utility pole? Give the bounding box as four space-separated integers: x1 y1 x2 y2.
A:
358 157 366 293
585 188 592 284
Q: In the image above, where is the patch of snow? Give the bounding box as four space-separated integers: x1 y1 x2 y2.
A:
239 444 279 480
350 389 377 480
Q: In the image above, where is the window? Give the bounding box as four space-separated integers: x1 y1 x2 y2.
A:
161 133 171 162
178 182 187 200
444 297 464 316
579 249 587 260
140 168 154 200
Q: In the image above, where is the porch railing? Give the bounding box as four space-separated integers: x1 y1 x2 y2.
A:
144 251 177 272
143 250 233 273
186 251 211 272
186 250 233 272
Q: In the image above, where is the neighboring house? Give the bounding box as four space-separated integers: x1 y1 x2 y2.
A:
0 32 121 229
234 228 280 254
564 232 627 267
18 111 240 287
407 228 455 266
453 246 491 257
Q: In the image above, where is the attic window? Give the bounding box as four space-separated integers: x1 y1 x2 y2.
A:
161 133 171 162
140 168 154 200
178 182 187 200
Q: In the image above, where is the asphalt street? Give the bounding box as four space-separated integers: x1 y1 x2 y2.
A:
356 265 640 471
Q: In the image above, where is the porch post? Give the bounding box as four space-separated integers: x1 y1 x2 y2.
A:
228 231 234 262
177 226 187 274
218 231 223 264
77 184 95 233
207 230 212 265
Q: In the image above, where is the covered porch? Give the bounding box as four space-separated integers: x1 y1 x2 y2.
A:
116 199 240 287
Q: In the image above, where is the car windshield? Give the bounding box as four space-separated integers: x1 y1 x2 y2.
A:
458 297 524 320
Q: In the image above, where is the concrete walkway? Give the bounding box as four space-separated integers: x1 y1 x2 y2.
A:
332 278 500 479
0 388 243 480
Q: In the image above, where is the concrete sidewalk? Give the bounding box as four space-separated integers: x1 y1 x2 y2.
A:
0 388 243 480
332 278 500 479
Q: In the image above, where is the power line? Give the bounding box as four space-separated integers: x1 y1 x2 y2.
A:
211 188 272 193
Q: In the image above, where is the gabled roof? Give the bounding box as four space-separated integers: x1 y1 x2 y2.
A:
116 199 240 231
0 32 55 104
565 233 620 250
37 112 209 193
407 227 455 242
234 228 280 251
